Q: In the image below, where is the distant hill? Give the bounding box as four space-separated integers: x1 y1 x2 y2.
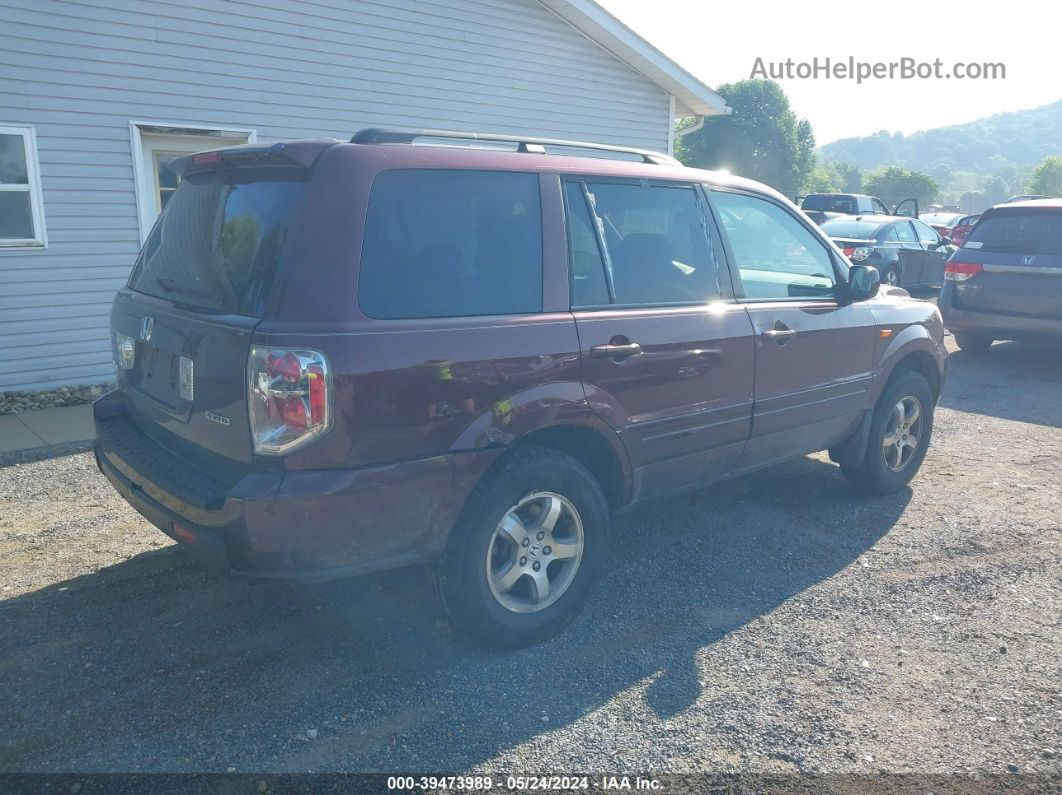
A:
820 100 1062 171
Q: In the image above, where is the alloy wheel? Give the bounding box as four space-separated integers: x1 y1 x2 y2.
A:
485 491 584 614
882 396 922 472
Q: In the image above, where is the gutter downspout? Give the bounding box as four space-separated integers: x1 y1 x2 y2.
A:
676 115 706 139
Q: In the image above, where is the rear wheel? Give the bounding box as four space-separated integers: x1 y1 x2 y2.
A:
435 447 609 648
842 370 935 495
953 331 993 353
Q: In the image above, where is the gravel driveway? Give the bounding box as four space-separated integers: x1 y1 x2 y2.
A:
1 336 1059 777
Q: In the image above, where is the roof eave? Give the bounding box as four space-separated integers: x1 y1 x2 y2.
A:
537 0 730 117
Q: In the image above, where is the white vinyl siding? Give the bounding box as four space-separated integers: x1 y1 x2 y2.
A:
0 0 672 390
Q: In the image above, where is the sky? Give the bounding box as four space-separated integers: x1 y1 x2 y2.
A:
597 0 1059 145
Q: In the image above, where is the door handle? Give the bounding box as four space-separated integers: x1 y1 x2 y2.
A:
761 328 797 342
590 342 642 358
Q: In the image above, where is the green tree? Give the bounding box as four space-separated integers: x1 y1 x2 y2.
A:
676 80 815 197
1028 155 1062 195
862 166 939 207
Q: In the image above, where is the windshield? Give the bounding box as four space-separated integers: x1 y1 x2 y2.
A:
964 210 1062 255
127 167 306 315
820 219 883 239
801 195 857 213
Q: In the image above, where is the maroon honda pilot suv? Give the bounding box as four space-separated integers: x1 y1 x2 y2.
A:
94 129 946 647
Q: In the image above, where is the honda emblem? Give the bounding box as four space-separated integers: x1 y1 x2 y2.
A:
1022 255 1036 265
140 316 154 342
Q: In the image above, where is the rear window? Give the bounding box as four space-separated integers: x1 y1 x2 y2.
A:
358 170 542 319
128 168 305 316
965 210 1062 255
820 219 883 239
801 195 856 214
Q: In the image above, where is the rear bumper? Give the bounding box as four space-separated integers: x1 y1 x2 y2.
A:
93 392 501 581
940 283 1062 339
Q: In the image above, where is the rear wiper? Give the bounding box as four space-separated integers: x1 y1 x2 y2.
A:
155 278 217 302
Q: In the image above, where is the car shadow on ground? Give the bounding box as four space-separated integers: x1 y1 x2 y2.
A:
940 340 1062 428
1 455 910 772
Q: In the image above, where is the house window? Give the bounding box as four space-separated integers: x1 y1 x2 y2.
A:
0 125 47 247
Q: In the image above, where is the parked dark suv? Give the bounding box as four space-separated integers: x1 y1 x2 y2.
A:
939 199 1062 351
94 130 947 647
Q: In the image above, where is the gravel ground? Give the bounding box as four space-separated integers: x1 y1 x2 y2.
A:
1 336 1059 777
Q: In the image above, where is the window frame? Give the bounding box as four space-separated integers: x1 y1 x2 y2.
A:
561 175 735 311
704 186 848 304
0 125 48 248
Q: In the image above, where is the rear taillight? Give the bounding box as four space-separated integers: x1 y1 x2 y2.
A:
843 246 855 257
248 348 331 455
944 261 984 282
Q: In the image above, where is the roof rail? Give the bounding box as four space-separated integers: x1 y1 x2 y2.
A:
350 128 680 165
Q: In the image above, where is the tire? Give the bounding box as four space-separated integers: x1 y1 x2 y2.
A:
953 331 993 353
435 446 610 648
882 266 901 287
842 370 935 496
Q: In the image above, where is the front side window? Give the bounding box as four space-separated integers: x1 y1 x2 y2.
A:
577 181 723 306
359 170 542 319
0 126 47 247
895 221 918 243
712 190 838 300
912 220 941 243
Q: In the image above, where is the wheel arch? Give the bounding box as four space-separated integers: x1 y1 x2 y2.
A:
511 424 629 512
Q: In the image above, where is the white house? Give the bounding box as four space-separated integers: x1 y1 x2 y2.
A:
0 0 727 391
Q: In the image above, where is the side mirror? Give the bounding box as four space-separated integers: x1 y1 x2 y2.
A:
847 264 880 300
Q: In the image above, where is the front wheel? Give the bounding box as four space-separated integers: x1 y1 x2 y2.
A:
842 370 935 495
882 266 901 287
435 447 610 648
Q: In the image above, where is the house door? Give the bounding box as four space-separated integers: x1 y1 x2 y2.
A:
133 129 252 242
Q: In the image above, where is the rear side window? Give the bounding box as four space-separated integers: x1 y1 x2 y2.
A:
128 168 305 316
965 211 1062 256
359 170 542 319
577 181 723 306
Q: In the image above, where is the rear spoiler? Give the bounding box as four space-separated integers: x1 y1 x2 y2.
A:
169 140 337 177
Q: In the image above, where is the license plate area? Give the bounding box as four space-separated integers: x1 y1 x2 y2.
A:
137 344 181 409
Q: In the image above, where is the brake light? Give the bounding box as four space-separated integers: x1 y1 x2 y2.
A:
192 151 221 165
944 261 983 282
248 348 331 455
843 246 855 257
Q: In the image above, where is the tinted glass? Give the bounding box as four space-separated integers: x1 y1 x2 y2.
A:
0 133 28 184
872 199 891 214
564 182 609 307
912 220 941 243
801 195 856 214
820 219 884 238
965 210 1062 256
895 222 917 243
583 182 722 305
359 170 542 319
128 167 306 316
713 191 837 300
0 191 34 239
